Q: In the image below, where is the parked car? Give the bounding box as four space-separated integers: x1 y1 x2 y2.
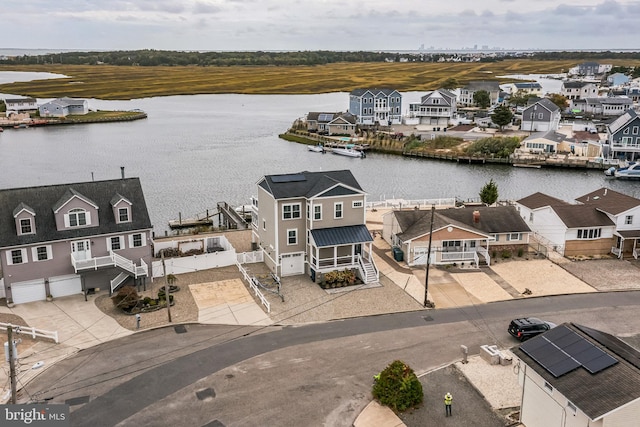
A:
508 317 557 341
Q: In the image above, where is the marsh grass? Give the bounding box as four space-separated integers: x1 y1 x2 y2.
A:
1 58 637 100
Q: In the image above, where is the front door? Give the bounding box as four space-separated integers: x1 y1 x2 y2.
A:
71 240 92 261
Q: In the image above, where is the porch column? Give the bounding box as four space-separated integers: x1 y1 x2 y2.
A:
333 246 337 268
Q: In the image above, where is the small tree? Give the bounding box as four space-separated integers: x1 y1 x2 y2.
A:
372 360 423 412
111 286 140 310
490 105 514 131
441 77 459 90
479 179 499 205
548 93 569 110
473 90 491 109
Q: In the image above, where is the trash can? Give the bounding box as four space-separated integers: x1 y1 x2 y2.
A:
392 247 404 262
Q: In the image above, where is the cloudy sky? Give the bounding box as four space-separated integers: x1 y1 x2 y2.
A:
2 0 638 52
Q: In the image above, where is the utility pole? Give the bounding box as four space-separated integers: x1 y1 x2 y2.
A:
424 205 435 308
7 326 17 403
161 252 172 323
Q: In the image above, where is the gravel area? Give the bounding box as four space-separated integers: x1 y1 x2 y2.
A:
557 258 640 291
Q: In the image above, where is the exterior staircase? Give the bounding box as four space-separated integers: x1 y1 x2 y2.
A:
110 272 131 295
362 262 378 283
71 251 148 295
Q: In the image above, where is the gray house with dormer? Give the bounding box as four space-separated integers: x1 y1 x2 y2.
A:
408 89 457 127
0 176 153 304
521 98 561 133
606 109 640 161
348 88 402 126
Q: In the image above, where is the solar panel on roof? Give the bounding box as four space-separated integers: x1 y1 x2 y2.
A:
520 325 619 377
573 346 607 365
546 358 581 377
271 174 307 183
583 354 618 374
318 113 334 121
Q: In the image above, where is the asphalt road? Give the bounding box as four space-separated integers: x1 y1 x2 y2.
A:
24 291 640 427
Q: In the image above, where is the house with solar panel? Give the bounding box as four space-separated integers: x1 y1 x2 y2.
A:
348 88 402 126
252 170 378 283
513 323 640 427
0 173 153 304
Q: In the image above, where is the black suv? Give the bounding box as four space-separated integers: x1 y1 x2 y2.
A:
508 317 556 341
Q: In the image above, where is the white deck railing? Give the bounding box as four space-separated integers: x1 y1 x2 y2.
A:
72 252 148 278
367 198 456 210
0 322 58 343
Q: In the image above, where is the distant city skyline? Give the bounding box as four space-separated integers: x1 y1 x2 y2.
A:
2 1 639 52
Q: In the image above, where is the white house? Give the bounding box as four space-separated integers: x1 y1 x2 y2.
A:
513 323 640 427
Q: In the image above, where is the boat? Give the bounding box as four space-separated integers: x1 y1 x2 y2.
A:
606 162 640 179
308 144 326 153
332 147 365 158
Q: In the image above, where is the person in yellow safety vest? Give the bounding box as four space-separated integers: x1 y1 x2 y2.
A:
444 392 453 417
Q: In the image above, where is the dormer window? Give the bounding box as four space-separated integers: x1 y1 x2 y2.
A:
20 218 33 234
67 208 88 227
118 207 130 223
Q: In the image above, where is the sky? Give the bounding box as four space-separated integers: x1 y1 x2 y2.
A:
2 0 639 52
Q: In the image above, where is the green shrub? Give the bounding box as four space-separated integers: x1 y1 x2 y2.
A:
372 360 423 413
501 250 512 259
517 247 524 257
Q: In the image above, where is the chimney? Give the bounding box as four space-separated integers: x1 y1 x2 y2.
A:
473 210 480 224
120 166 125 179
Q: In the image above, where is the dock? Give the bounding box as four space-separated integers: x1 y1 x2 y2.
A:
168 209 216 229
217 202 250 230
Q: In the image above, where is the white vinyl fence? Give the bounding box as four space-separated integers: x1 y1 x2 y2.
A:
0 323 59 343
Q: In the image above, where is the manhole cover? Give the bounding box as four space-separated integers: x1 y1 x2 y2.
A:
174 325 188 334
196 387 216 401
202 421 225 427
65 395 90 406
423 315 434 322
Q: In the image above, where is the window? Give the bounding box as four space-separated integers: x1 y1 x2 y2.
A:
283 203 301 220
352 200 363 208
131 233 144 247
543 381 553 393
109 236 122 251
68 208 87 227
508 233 520 241
262 219 266 230
443 240 461 251
34 246 51 261
567 401 577 415
118 207 129 222
625 215 633 225
7 249 27 265
493 234 499 242
577 228 601 239
529 212 534 222
624 127 630 134
19 218 33 234
634 126 639 135
538 112 543 119
314 205 322 220
334 202 343 219
287 229 297 245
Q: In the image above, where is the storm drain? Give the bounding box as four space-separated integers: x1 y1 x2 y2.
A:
174 325 188 334
202 421 225 427
196 387 216 401
422 315 434 322
65 395 90 406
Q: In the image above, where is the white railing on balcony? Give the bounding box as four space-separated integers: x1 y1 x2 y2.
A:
72 251 148 278
367 198 456 210
612 246 622 257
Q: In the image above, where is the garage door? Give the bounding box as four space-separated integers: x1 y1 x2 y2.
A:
413 248 428 266
11 279 46 304
49 275 82 298
281 253 305 276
